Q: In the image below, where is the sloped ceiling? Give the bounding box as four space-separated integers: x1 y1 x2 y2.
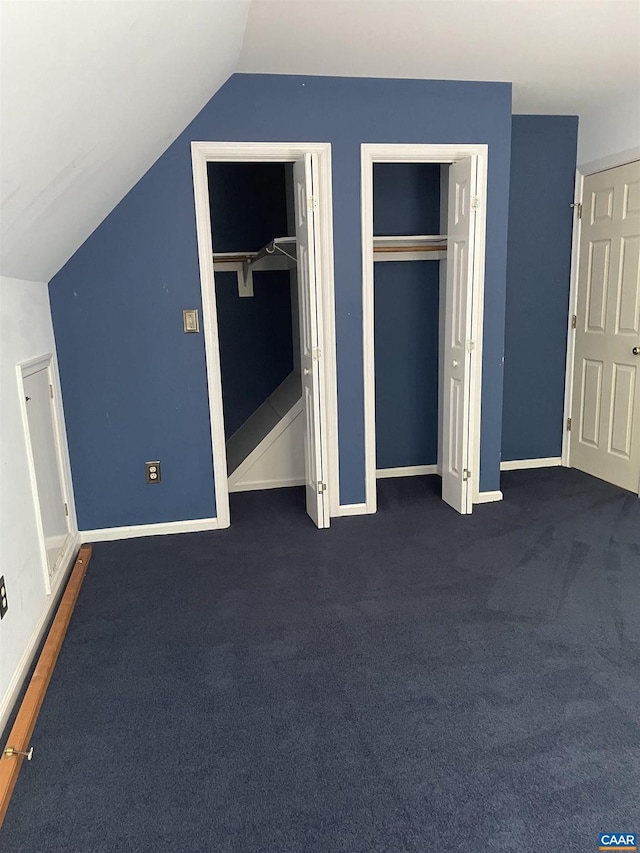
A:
0 0 250 282
2 0 638 283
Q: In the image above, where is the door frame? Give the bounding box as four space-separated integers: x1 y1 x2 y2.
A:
16 353 76 593
361 143 489 513
561 147 640 496
191 142 339 528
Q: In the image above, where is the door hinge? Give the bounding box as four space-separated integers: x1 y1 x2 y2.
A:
317 481 326 494
312 347 322 360
571 314 577 329
49 384 54 398
567 417 572 431
308 196 317 211
466 340 475 353
462 469 471 481
64 503 69 517
571 202 582 219
471 196 480 210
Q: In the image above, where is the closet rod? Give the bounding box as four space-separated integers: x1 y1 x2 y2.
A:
212 252 254 263
374 244 447 254
212 237 297 266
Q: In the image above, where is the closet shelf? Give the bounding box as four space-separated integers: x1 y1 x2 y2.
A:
213 237 296 297
373 234 447 262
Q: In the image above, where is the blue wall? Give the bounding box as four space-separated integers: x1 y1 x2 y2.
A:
502 115 578 461
373 163 441 236
208 162 294 437
50 75 512 529
208 162 290 251
375 262 440 468
216 271 294 438
373 164 441 469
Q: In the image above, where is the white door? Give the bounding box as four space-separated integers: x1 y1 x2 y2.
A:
293 153 329 527
441 157 476 513
570 160 640 493
23 365 71 577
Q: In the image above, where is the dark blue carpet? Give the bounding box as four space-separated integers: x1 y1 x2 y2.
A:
2 469 639 852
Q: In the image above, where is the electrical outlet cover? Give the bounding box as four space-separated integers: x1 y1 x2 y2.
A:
145 461 161 483
0 575 8 619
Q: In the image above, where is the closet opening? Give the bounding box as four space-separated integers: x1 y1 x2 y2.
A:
373 162 446 483
209 161 301 494
191 144 337 530
362 145 489 516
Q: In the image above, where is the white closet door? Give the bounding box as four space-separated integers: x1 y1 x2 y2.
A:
441 156 476 514
570 160 640 493
293 153 329 528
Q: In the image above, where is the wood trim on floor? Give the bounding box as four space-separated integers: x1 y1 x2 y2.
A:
0 545 92 827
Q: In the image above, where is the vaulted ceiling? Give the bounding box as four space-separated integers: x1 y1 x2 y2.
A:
0 1 251 283
1 0 638 283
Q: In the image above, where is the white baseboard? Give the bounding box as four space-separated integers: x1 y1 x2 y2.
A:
49 529 80 591
229 477 305 494
0 533 81 735
474 490 504 504
500 457 562 471
81 516 220 543
333 502 370 517
376 464 438 479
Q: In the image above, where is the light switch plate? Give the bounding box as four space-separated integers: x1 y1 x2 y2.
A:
183 309 199 333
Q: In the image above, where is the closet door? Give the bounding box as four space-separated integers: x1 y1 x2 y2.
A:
441 157 476 514
294 153 329 528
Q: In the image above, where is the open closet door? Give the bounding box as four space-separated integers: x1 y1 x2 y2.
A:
441 156 476 514
294 153 329 528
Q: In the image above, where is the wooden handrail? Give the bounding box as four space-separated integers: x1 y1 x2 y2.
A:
0 545 92 827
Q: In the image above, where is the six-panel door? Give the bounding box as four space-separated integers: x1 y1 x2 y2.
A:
570 160 640 493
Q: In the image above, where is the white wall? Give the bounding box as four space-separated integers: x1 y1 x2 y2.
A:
0 276 77 733
577 87 640 169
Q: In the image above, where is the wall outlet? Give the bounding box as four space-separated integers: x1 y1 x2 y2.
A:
0 576 8 619
145 461 161 483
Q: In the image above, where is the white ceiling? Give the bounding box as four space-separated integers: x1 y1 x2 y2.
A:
1 0 639 284
240 0 640 115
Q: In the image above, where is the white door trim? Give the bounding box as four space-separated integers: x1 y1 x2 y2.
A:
16 352 77 594
562 168 584 467
562 152 640 496
361 143 489 514
191 142 339 527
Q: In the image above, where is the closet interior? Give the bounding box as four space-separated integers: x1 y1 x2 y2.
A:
208 162 305 494
373 162 450 479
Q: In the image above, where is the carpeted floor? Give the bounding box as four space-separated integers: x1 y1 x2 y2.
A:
2 469 639 852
